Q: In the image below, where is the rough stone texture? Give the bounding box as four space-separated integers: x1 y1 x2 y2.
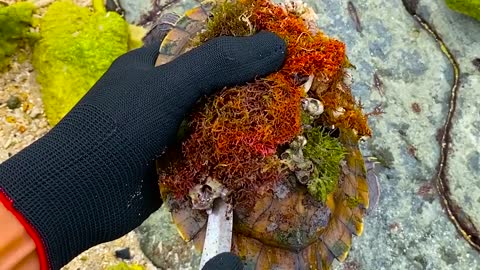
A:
132 0 480 269
135 205 201 270
117 0 155 24
305 0 480 269
118 0 199 25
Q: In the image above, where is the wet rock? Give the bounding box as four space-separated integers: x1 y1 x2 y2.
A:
135 205 200 270
117 0 198 25
328 0 480 268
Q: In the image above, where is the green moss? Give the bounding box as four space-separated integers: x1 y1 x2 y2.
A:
106 262 145 270
446 0 480 21
32 0 130 126
303 127 347 202
194 0 256 45
0 2 37 71
346 195 361 209
301 111 313 125
274 228 307 248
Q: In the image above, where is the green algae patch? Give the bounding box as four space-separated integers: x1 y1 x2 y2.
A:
32 0 130 126
446 0 480 21
303 127 347 202
0 2 37 71
105 262 145 270
194 0 256 45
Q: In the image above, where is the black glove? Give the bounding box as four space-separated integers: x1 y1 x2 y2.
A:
203 252 244 270
0 31 286 270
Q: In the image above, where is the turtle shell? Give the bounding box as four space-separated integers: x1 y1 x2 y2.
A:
154 1 375 269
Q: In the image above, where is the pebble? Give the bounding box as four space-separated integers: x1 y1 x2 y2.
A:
29 107 42 118
6 95 21 109
115 248 132 260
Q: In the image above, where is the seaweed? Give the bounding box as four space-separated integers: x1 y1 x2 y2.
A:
303 127 347 202
445 0 480 21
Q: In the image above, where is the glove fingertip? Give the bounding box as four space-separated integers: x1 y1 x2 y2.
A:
202 252 244 270
116 41 162 67
250 30 287 70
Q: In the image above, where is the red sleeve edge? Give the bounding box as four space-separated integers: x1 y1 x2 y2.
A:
0 189 50 270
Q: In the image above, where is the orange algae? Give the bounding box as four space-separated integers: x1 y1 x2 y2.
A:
252 0 371 137
158 0 371 206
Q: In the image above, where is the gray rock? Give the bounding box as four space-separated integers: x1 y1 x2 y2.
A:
314 0 480 269
135 205 200 270
118 0 199 25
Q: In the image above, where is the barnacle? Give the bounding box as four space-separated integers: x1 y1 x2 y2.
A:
302 97 324 116
189 177 230 212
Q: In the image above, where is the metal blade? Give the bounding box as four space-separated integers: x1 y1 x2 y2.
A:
199 199 233 269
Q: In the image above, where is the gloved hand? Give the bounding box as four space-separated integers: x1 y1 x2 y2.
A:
203 252 244 270
0 31 286 270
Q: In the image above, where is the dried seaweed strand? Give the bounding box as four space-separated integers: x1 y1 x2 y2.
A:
402 0 480 252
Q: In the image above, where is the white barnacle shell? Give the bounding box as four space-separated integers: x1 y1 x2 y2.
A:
280 148 295 160
290 135 307 150
332 107 345 118
189 177 230 211
302 98 324 116
291 149 305 164
295 170 311 185
295 160 314 172
302 74 315 93
281 0 307 15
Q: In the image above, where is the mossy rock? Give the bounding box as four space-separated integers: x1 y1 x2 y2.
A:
0 2 37 71
32 0 131 126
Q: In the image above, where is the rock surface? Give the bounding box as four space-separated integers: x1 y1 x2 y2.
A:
308 0 480 269
135 206 201 269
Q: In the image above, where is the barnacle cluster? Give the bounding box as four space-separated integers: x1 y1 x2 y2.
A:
189 177 230 212
159 0 371 208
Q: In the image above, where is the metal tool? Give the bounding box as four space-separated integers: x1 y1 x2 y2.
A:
199 198 233 269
